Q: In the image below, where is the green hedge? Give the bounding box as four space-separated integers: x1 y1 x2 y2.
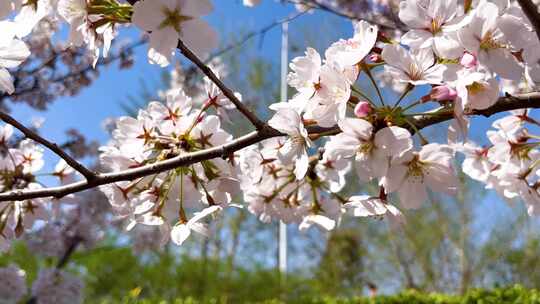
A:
96 285 540 304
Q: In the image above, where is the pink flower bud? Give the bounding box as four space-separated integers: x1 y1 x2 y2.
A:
369 53 383 63
460 52 477 69
428 86 457 101
354 101 372 117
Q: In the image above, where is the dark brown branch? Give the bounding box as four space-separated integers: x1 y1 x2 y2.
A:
0 92 539 202
410 92 540 131
516 0 540 43
283 0 401 31
56 236 82 269
207 11 307 62
1 40 146 106
176 40 267 130
0 127 280 202
0 111 97 181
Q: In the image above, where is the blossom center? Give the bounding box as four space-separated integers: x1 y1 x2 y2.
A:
430 17 444 34
479 31 503 50
23 0 39 10
358 142 374 155
406 63 423 81
406 154 426 183
466 81 486 95
160 8 193 32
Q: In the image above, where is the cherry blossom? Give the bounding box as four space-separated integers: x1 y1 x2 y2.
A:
0 22 30 94
381 44 446 85
458 1 524 80
399 0 466 58
325 118 413 182
455 69 499 111
325 20 378 69
381 144 459 209
268 106 312 180
170 205 221 245
131 0 218 66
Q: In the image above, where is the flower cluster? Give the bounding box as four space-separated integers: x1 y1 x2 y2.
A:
0 125 47 251
259 0 540 221
95 0 540 244
0 0 220 96
0 0 537 302
460 110 540 215
0 0 538 256
100 86 239 245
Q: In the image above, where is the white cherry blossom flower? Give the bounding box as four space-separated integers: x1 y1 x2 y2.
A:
268 106 312 180
53 159 75 184
381 143 459 209
326 118 413 182
299 214 336 232
315 152 351 193
325 20 378 68
458 141 493 182
0 124 13 144
458 1 523 80
132 0 218 66
203 74 237 123
13 0 53 38
286 48 352 125
11 139 44 174
381 44 446 85
344 195 402 218
0 22 30 94
170 205 222 245
399 0 467 58
455 69 499 111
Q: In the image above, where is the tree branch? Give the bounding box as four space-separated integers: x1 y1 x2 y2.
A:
176 40 267 130
283 0 402 31
0 40 146 108
409 92 540 131
516 0 540 42
207 10 308 62
0 127 280 202
0 111 97 181
0 93 539 202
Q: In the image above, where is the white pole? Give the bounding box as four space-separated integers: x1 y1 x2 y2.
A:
278 21 289 275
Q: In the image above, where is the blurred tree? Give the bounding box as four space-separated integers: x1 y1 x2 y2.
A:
315 229 366 296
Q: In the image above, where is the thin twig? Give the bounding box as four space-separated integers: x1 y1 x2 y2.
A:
207 10 308 62
176 40 267 130
0 128 280 202
0 111 96 181
0 40 146 103
0 92 539 202
284 0 401 31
